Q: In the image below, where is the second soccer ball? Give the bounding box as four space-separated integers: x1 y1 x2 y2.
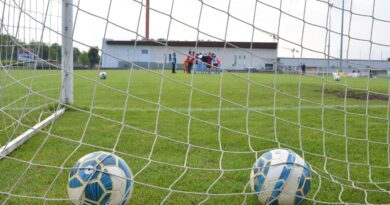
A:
99 71 107 79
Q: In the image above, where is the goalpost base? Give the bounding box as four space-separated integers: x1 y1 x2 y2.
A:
0 108 66 160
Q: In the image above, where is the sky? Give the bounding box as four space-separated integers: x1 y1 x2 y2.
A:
1 0 390 60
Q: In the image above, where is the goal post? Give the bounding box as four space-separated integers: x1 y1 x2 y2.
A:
61 0 73 105
0 0 72 159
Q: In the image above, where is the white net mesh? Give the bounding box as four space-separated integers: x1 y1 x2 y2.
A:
0 0 389 204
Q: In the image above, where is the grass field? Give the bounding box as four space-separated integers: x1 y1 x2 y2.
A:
0 69 389 204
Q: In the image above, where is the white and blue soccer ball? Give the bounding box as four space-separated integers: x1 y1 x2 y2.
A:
99 71 107 79
250 149 311 205
67 151 133 205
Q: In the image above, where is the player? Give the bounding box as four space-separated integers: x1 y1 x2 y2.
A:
301 63 306 75
171 52 176 73
214 57 221 74
193 53 199 74
211 53 218 74
202 53 208 74
187 51 194 74
206 52 212 74
183 55 189 73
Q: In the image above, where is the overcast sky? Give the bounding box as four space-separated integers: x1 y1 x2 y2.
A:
2 0 390 59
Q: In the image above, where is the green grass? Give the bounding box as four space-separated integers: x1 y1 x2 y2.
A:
0 69 389 204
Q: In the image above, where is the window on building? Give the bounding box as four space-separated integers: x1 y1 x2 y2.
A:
141 49 148 54
265 64 274 71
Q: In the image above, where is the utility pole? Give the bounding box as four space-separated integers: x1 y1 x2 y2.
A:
328 3 333 73
146 0 150 40
339 0 345 71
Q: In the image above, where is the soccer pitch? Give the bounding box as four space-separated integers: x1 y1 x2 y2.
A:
0 70 389 204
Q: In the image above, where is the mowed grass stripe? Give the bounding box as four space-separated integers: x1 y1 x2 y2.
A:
2 104 388 111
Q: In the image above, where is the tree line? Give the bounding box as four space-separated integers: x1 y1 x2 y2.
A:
0 34 100 68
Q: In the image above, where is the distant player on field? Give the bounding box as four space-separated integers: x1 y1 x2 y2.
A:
206 52 212 74
183 56 189 73
211 53 217 73
187 51 194 74
201 53 208 74
301 63 306 75
214 57 221 74
171 52 176 73
193 53 199 74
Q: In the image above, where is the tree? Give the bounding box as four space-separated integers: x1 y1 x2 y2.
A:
73 47 80 64
79 51 89 67
49 43 61 62
41 44 50 60
387 57 390 61
88 46 100 68
0 34 19 61
29 41 48 60
0 34 90 65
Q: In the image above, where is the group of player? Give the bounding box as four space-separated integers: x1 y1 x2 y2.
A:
171 51 221 74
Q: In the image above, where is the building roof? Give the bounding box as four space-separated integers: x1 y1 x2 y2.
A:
105 40 277 49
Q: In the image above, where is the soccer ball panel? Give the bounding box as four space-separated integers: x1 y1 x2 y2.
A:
99 170 113 191
278 166 304 205
258 164 281 202
105 166 127 204
69 177 83 189
85 182 105 202
99 193 111 205
79 160 101 182
117 158 133 200
67 185 85 205
70 162 80 178
100 155 116 166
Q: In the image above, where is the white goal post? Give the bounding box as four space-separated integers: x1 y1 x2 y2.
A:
61 0 73 105
0 0 73 159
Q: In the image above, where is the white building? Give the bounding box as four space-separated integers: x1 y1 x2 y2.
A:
278 58 390 77
101 39 278 70
279 58 390 71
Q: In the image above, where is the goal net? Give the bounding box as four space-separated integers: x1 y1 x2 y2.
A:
0 0 389 204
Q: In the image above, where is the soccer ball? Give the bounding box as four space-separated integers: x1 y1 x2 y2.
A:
67 151 133 205
250 149 311 205
99 71 107 79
